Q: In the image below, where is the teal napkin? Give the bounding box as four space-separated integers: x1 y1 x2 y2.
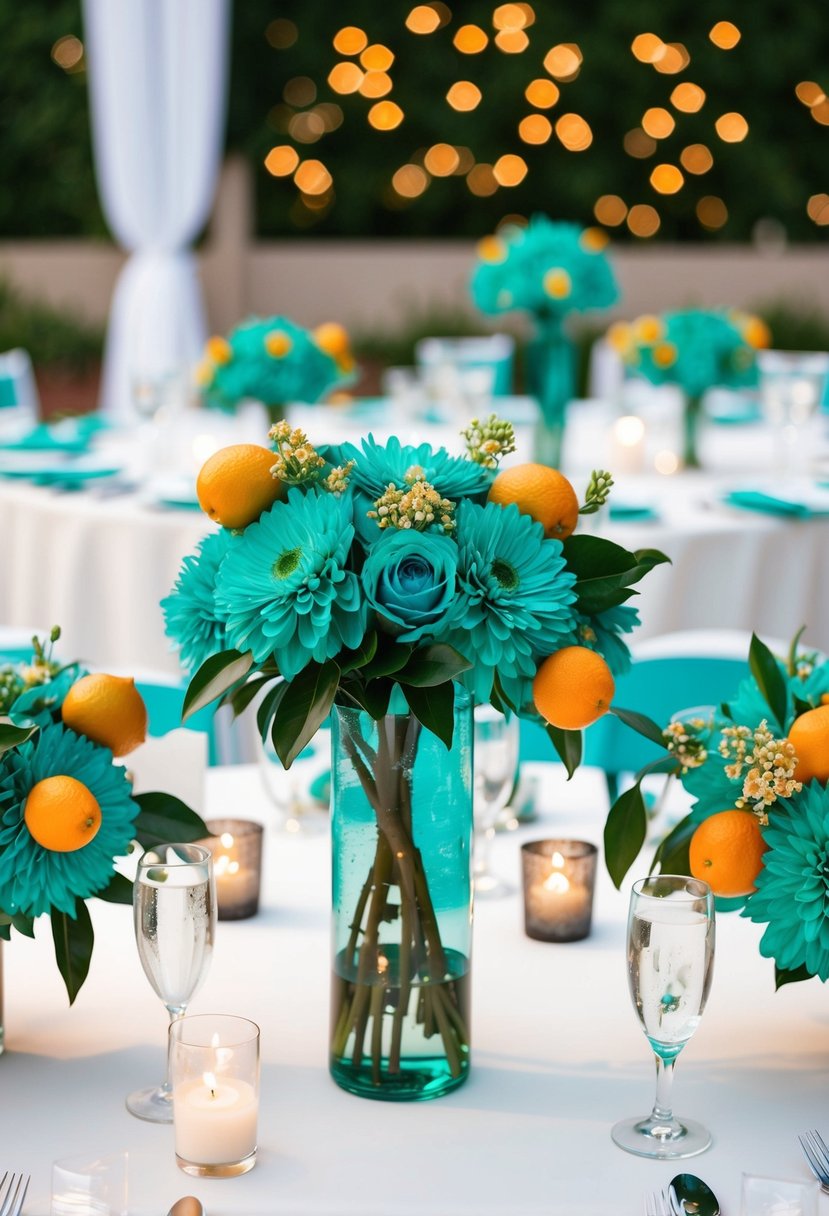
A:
722 490 821 518
609 503 659 521
0 423 90 453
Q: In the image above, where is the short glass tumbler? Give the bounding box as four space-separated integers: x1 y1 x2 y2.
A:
170 1014 261 1177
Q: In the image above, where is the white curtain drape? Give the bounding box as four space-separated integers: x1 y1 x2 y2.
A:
83 0 231 420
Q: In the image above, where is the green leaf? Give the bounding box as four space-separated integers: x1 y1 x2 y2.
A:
182 649 254 721
9 911 35 938
786 625 807 677
51 899 94 1005
133 793 209 850
223 673 273 718
749 633 788 729
397 643 472 688
610 706 669 748
95 872 134 905
256 680 290 741
604 781 648 889
341 677 393 719
338 631 378 676
403 681 456 749
564 535 670 615
544 723 582 779
0 722 37 757
774 963 813 990
272 660 340 768
362 638 414 680
650 811 696 877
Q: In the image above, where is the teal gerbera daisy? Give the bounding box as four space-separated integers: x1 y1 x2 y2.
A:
744 782 829 981
10 664 85 727
162 529 238 675
727 648 829 735
445 500 577 701
340 435 492 501
215 488 366 679
203 316 345 411
573 604 640 676
0 724 138 918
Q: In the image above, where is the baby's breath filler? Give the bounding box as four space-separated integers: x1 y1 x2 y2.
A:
368 466 456 533
718 719 802 819
579 469 614 515
460 414 516 469
268 421 326 485
324 461 355 496
663 719 708 771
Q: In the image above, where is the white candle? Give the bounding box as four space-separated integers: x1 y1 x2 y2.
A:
173 1071 258 1165
610 414 646 474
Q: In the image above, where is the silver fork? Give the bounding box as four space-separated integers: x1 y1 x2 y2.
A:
799 1129 829 1192
0 1172 31 1216
644 1188 672 1216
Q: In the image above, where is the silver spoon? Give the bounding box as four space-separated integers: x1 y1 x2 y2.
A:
167 1199 205 1216
669 1174 720 1216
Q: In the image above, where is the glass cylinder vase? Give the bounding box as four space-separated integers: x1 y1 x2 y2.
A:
329 686 473 1101
526 316 577 469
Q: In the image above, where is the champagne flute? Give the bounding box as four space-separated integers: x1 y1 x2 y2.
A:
611 874 715 1159
473 705 520 898
126 843 216 1123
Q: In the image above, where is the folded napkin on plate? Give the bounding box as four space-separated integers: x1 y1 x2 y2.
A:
608 502 660 521
722 489 829 518
0 422 90 453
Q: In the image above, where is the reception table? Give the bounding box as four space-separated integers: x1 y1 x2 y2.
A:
4 763 829 1216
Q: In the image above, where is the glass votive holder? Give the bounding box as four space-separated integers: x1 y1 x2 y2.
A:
520 839 598 942
741 1172 819 1215
199 818 263 920
170 1014 260 1178
51 1150 128 1215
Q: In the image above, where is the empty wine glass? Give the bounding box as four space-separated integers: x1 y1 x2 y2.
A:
758 349 829 478
126 843 216 1123
473 705 520 898
611 874 715 1159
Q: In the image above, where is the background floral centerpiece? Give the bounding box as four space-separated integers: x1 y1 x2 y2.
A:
197 315 355 424
163 413 667 1099
470 216 619 466
608 308 770 467
604 630 829 987
0 630 207 1003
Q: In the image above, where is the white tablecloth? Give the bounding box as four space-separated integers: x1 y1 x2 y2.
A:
5 764 829 1216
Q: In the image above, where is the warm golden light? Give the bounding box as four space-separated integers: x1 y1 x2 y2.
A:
642 107 675 138
294 160 333 195
333 26 368 55
516 2 535 23
359 71 393 98
264 145 300 177
283 77 316 107
327 62 364 94
454 24 489 53
555 113 592 151
406 5 441 33
796 81 826 107
671 82 706 113
811 100 829 126
265 19 298 49
715 112 748 142
525 78 559 108
455 146 475 174
709 21 741 49
289 111 326 143
594 194 628 226
495 29 529 52
493 3 527 29
315 103 344 132
518 114 552 144
544 43 582 80
392 164 430 198
655 450 680 475
51 35 84 70
467 164 499 196
653 43 689 74
424 143 460 175
631 33 663 63
493 153 528 185
368 100 405 130
627 204 660 237
807 193 829 225
446 81 482 111
624 128 657 158
650 163 684 194
696 195 728 229
680 143 713 174
361 43 395 71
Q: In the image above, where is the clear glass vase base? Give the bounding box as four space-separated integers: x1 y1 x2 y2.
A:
330 1055 469 1102
125 1084 173 1124
611 1114 711 1159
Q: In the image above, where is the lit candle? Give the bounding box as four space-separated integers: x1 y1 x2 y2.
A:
521 840 598 942
173 1068 258 1166
610 414 647 474
199 820 263 920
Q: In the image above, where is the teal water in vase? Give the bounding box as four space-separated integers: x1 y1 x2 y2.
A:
329 688 473 1101
526 317 577 468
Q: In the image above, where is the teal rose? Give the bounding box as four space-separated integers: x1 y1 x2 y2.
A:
361 530 458 642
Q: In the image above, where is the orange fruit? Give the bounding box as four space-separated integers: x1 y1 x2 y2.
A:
196 444 283 530
24 775 102 853
532 646 615 730
62 673 148 757
788 704 829 784
689 809 767 897
488 463 579 539
314 322 355 373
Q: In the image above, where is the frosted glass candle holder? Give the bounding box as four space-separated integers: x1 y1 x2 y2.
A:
741 1173 819 1216
199 819 263 920
521 839 598 942
171 1014 260 1177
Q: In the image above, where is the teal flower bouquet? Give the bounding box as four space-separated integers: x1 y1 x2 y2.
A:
197 316 355 424
470 216 619 465
608 309 770 467
164 416 667 1098
604 631 829 987
0 631 207 1004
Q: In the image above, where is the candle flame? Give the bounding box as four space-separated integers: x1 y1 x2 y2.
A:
214 854 231 877
203 1070 218 1098
543 851 570 894
228 859 240 875
551 850 565 868
220 832 235 848
614 415 646 447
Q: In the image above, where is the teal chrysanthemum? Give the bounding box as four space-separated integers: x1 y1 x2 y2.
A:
10 664 85 727
727 649 829 735
445 500 577 701
204 316 345 411
162 529 238 675
342 434 492 501
574 604 640 677
621 309 759 398
215 488 366 679
744 782 829 980
0 724 138 918
470 216 619 320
